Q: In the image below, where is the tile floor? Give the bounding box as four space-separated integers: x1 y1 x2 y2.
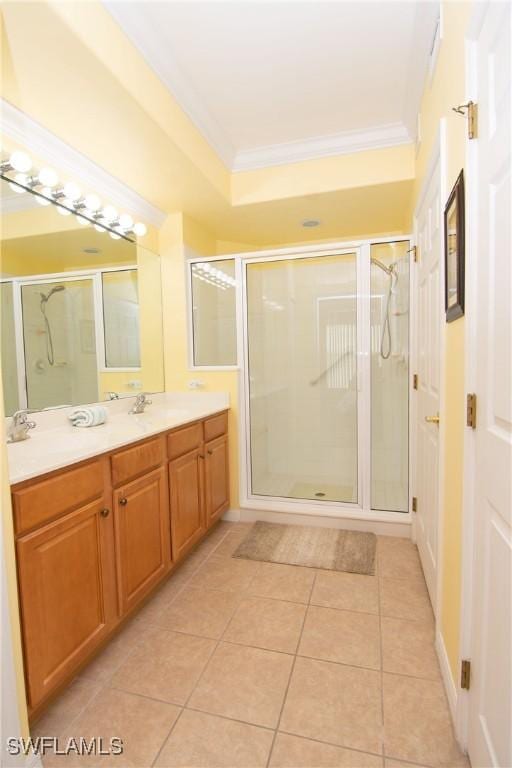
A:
34 522 469 768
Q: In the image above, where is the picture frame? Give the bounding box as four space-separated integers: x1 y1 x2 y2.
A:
444 169 465 322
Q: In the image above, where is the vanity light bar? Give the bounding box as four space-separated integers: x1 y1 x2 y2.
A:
0 150 147 240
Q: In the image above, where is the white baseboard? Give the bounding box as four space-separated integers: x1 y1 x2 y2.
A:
221 508 241 522
435 630 458 722
236 507 411 537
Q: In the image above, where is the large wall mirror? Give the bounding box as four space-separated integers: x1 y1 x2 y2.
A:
1 178 165 416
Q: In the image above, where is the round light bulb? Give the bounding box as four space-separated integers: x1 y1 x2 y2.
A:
36 190 52 206
109 232 121 240
56 204 72 216
9 173 29 193
101 205 118 222
133 222 147 237
94 224 106 232
9 150 32 173
38 167 58 187
76 215 89 225
63 182 81 201
84 194 101 211
118 213 133 230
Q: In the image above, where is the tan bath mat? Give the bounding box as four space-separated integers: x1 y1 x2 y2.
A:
233 521 376 575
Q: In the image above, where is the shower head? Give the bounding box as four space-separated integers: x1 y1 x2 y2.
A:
40 285 65 303
370 257 397 277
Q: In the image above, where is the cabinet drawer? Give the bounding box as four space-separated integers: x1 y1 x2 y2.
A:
204 412 228 442
12 460 105 536
167 422 202 461
111 437 165 486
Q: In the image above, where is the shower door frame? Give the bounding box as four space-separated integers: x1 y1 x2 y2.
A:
4 265 139 411
236 236 414 524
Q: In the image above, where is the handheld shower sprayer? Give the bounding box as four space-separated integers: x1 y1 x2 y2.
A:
39 285 66 366
371 259 398 360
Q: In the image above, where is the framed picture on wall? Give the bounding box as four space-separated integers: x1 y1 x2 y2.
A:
444 170 465 322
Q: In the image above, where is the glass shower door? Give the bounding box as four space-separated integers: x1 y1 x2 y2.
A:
246 252 359 503
21 279 99 410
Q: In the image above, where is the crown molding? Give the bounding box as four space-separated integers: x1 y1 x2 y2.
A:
0 99 166 227
102 1 236 169
232 122 413 172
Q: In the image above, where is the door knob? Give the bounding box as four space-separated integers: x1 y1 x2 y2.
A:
119 498 128 506
100 508 110 517
425 414 440 424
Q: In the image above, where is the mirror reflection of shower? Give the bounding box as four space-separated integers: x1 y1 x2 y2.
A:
39 285 66 366
370 257 398 360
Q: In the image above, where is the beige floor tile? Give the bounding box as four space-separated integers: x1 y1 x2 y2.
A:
249 562 316 604
189 641 293 728
79 634 138 684
110 629 215 705
155 588 240 638
385 761 431 768
377 538 424 581
383 673 467 767
114 614 156 646
135 574 189 624
155 709 273 767
210 528 253 558
176 550 210 577
31 678 101 738
382 617 440 679
379 577 434 624
188 556 260 593
311 571 379 614
43 688 180 767
280 657 382 754
223 597 306 653
298 606 381 669
270 733 382 767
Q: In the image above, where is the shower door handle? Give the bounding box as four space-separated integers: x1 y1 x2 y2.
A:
425 413 440 425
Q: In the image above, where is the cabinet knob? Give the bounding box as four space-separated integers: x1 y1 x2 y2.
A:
199 454 205 459
119 498 128 506
207 449 213 455
100 508 110 517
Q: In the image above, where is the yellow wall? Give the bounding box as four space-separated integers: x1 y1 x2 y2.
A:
412 0 472 683
159 214 240 508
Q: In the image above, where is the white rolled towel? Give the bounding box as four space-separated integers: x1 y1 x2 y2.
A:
69 405 107 428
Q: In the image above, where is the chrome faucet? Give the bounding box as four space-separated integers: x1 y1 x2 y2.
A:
129 392 152 415
7 410 38 443
106 391 119 400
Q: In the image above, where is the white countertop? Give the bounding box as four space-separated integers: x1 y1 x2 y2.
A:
6 392 230 485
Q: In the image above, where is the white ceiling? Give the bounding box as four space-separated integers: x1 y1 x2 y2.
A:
104 1 439 171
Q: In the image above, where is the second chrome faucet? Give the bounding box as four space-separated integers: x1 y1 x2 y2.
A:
128 392 152 415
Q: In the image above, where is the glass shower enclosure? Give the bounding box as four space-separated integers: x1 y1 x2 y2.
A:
242 240 410 516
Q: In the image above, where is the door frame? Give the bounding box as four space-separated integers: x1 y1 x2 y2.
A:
412 123 450 685
456 1 490 749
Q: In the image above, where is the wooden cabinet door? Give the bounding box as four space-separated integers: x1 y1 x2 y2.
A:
16 500 116 709
204 435 230 527
114 466 171 615
169 448 205 561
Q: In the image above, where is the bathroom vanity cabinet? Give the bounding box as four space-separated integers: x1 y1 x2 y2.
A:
10 410 229 716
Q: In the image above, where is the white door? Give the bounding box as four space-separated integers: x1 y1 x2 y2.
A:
415 151 441 608
466 4 511 767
